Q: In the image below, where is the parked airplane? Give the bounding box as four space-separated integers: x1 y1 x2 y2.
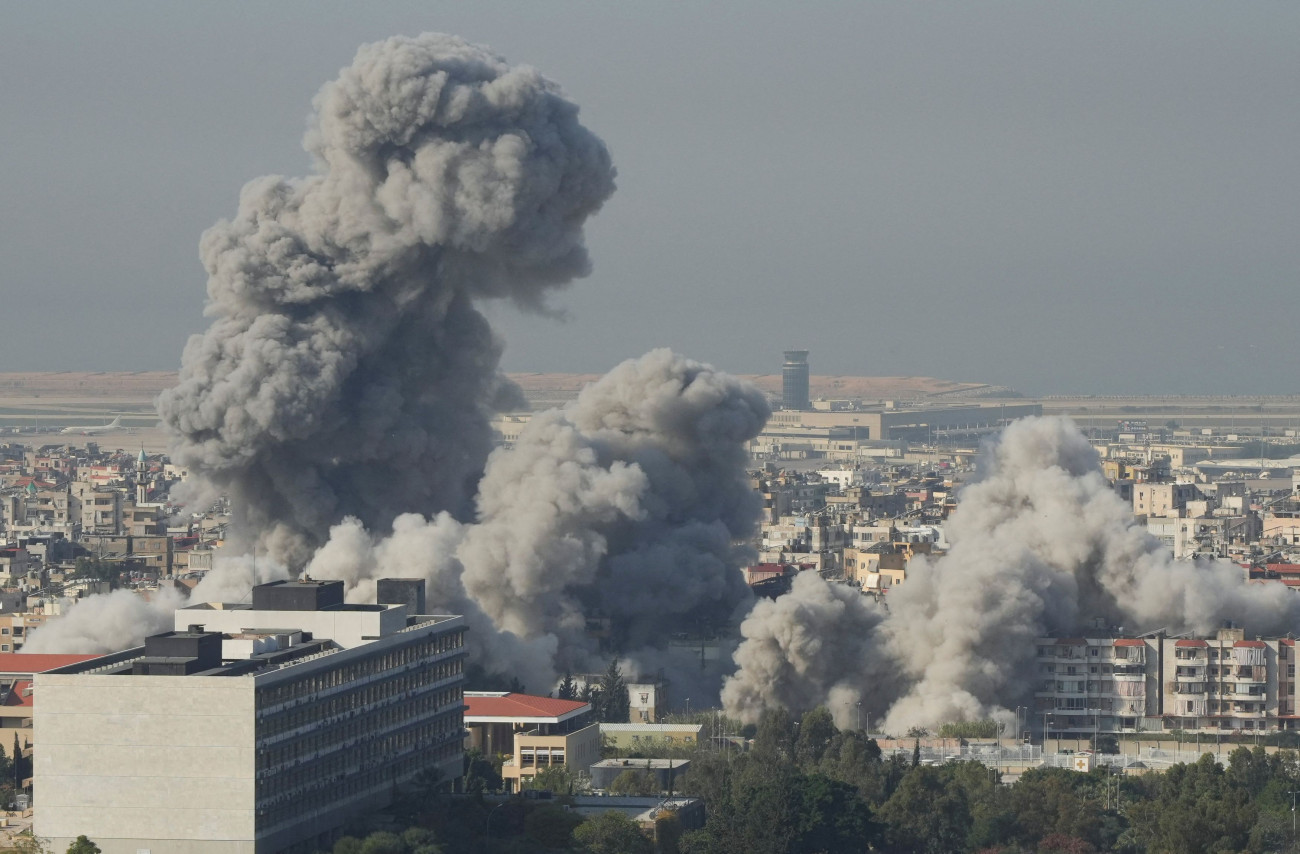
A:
61 416 123 435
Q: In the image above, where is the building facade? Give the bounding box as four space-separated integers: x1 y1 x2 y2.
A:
34 580 466 854
1034 626 1296 739
464 692 601 793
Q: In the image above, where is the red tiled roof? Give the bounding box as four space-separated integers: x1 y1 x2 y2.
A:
1175 640 1209 647
464 693 589 721
1114 639 1147 647
1235 640 1267 648
0 653 99 674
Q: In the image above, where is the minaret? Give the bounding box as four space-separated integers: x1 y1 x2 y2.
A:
135 446 149 505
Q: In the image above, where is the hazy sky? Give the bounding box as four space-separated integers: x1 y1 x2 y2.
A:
1 2 1297 395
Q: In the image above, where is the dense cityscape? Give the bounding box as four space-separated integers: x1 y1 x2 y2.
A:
3 356 1300 851
3 5 1299 853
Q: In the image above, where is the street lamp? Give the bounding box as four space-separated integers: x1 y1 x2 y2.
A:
856 701 862 732
485 800 507 844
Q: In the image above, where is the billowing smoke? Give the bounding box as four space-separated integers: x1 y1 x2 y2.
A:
720 570 895 729
157 32 616 567
307 348 770 690
22 555 289 654
25 34 774 692
21 588 184 655
724 416 1300 732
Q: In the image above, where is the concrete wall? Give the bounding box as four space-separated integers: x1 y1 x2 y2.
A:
175 605 407 649
35 674 256 853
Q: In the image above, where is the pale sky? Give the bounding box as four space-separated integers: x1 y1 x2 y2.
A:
1 2 1297 395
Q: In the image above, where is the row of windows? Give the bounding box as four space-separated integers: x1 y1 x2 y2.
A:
257 705 463 790
258 663 462 740
255 630 463 709
257 729 461 830
257 683 463 755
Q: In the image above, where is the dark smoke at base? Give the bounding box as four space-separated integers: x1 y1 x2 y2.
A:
157 32 616 568
723 416 1300 731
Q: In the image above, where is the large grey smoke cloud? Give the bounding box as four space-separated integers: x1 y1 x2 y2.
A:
24 35 774 690
307 348 770 690
723 416 1300 732
157 32 616 567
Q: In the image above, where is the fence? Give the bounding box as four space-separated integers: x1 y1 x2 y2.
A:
881 743 1229 773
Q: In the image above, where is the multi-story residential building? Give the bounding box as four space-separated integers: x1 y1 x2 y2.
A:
34 579 466 854
1132 482 1201 518
73 482 122 534
0 548 32 587
1034 625 1296 739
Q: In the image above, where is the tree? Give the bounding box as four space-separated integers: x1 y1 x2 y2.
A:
527 763 582 795
331 838 363 854
597 659 629 723
65 838 101 854
574 811 654 854
609 767 660 796
753 708 796 760
792 772 879 853
463 747 502 795
13 732 22 791
794 707 837 766
557 671 577 700
876 766 972 854
583 683 605 721
8 836 52 854
525 803 583 848
358 831 405 854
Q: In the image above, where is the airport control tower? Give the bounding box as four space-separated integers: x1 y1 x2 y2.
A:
782 350 810 411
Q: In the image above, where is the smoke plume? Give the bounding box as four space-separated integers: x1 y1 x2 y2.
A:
721 570 894 729
22 555 288 654
157 32 616 567
724 416 1300 732
307 348 770 690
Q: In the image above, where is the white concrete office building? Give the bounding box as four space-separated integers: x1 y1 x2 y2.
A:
34 580 466 854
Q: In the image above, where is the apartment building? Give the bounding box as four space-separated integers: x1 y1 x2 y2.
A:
34 579 466 854
1034 626 1296 738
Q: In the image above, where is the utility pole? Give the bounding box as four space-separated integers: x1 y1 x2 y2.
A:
856 701 861 732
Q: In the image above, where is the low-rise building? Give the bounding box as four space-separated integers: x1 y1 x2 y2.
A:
599 722 704 751
464 692 601 793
